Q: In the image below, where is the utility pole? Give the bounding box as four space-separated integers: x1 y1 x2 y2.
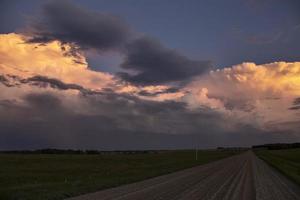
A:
196 148 198 161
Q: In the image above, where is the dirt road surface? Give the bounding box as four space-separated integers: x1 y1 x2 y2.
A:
67 151 300 200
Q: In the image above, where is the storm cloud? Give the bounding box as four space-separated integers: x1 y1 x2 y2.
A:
24 1 211 85
289 97 300 110
119 37 212 84
1 89 294 150
1 1 300 150
26 0 132 51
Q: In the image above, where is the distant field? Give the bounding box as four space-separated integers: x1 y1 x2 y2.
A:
0 149 240 200
255 148 300 185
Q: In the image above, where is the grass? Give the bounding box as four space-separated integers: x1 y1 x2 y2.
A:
0 149 239 200
255 148 300 185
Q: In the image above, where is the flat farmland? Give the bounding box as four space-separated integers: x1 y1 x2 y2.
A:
0 150 239 200
255 148 300 185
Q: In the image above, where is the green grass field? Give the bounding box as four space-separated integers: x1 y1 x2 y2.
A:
255 148 300 185
0 150 239 200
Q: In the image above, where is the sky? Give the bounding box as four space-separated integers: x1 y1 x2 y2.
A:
0 0 299 150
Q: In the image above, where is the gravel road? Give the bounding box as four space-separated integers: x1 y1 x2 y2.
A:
67 151 300 200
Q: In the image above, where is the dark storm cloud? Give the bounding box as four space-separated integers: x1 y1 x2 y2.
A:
0 74 107 96
23 0 212 85
119 37 212 85
289 106 300 110
26 0 131 51
0 94 69 150
1 74 84 91
0 75 10 87
293 97 300 105
0 89 225 150
1 86 299 150
23 76 84 91
24 93 62 110
138 87 180 97
289 97 300 110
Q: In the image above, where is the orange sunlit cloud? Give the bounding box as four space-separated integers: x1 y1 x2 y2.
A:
0 33 113 90
185 62 300 131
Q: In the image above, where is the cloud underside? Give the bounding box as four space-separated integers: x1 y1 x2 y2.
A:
1 90 298 150
119 37 212 84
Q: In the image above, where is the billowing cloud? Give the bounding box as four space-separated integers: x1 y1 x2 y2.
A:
0 33 114 90
185 62 300 133
119 37 212 84
0 32 299 149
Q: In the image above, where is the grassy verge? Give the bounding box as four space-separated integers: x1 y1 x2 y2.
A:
0 149 240 200
255 148 300 185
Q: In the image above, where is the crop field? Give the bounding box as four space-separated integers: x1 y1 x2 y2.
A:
255 148 300 185
0 149 239 200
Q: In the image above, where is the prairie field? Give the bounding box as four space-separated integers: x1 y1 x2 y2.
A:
255 148 300 185
0 149 239 200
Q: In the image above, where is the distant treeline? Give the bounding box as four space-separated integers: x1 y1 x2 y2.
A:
0 149 163 155
252 143 300 150
0 148 242 154
217 147 249 151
